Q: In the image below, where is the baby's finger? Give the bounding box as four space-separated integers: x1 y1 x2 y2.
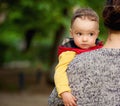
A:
71 99 77 106
72 95 77 101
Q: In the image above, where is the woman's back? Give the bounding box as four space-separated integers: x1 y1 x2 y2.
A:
67 48 120 105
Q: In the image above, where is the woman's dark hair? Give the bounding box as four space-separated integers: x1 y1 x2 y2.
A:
103 0 120 30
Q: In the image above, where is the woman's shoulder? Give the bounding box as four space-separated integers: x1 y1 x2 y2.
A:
72 48 120 63
69 48 107 65
75 48 104 59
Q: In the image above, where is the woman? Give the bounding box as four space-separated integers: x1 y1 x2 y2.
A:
48 0 120 105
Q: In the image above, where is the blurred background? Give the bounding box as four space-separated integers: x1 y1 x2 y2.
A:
0 0 106 106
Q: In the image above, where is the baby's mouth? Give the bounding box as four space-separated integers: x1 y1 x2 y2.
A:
81 44 88 46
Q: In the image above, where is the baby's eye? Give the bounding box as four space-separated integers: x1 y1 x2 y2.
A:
89 33 94 36
77 32 82 36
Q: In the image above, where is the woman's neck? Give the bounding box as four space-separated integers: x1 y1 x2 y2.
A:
103 31 120 48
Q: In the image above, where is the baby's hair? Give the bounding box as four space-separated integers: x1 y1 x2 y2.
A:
103 0 120 30
71 8 99 27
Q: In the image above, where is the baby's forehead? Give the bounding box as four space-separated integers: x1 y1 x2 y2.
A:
71 17 99 29
72 18 99 28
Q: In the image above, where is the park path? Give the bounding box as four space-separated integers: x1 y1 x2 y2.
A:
0 79 54 106
0 92 49 106
0 74 54 106
0 68 54 106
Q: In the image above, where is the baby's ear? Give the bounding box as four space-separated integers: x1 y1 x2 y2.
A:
70 28 73 37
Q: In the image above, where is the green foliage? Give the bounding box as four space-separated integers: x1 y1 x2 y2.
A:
0 0 107 70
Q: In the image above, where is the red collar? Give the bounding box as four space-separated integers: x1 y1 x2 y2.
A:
58 44 103 56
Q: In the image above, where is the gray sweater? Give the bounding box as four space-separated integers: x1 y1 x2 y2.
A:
48 48 120 106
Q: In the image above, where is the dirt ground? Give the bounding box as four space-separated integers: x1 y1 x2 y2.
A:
0 68 54 106
0 93 49 106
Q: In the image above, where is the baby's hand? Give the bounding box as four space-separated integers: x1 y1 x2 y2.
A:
60 92 77 106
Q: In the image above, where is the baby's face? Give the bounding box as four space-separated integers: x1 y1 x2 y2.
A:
70 18 99 49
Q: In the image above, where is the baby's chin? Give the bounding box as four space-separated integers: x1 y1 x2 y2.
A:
80 46 94 50
80 46 90 49
80 44 95 49
81 48 90 50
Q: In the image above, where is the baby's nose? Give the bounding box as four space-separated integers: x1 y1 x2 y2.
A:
82 36 88 41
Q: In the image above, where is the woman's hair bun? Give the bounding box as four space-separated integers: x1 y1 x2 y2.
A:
103 0 120 30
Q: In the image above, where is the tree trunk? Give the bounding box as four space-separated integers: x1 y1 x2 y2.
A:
49 25 65 66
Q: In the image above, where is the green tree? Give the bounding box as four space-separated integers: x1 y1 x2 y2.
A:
0 0 106 71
